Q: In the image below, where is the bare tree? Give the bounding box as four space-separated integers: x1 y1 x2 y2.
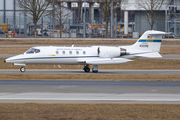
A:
77 0 83 22
98 0 128 37
98 0 113 38
16 0 51 37
135 0 166 30
71 0 83 23
53 0 72 38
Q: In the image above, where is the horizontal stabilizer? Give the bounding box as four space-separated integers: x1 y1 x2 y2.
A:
135 52 162 58
85 58 132 65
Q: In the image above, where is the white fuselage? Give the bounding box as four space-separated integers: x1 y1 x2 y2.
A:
5 30 168 69
6 46 98 65
6 46 132 65
4 44 161 66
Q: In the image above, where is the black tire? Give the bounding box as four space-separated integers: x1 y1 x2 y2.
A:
93 70 98 73
85 68 90 72
84 67 90 72
20 67 26 72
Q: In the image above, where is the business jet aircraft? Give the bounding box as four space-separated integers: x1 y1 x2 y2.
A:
4 30 167 73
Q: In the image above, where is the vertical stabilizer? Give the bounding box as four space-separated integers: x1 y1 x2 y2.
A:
132 30 167 52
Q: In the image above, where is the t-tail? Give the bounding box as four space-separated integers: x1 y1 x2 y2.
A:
126 30 168 58
133 30 167 52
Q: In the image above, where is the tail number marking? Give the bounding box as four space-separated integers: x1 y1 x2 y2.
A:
140 44 149 47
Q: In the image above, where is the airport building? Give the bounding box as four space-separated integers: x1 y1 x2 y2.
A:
0 0 180 37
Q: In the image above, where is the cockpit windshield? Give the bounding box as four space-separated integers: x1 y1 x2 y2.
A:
26 48 40 54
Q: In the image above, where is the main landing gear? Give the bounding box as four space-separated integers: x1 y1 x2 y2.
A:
83 65 98 73
92 65 98 73
83 65 90 72
20 66 26 72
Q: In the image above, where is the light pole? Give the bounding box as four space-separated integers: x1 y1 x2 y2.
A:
110 2 113 38
83 0 86 38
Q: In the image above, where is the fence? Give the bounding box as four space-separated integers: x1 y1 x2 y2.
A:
0 14 134 38
0 14 178 38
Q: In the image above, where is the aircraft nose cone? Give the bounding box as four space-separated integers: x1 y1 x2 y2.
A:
4 60 6 63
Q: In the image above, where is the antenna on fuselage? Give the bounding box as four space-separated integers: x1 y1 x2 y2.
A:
72 43 74 47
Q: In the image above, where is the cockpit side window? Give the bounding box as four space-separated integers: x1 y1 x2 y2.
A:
35 49 40 53
26 48 40 54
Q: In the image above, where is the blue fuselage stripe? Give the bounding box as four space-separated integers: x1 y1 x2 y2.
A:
138 40 162 43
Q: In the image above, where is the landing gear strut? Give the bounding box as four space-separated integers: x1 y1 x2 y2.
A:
20 66 26 72
92 65 98 73
83 65 90 72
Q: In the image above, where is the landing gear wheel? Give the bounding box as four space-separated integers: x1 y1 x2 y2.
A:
20 66 26 72
85 68 90 72
92 70 98 73
83 65 90 72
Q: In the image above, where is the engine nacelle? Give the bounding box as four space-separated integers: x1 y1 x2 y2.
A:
98 47 127 58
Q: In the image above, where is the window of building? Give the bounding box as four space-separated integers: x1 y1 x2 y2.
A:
0 12 3 23
6 0 14 10
0 0 4 10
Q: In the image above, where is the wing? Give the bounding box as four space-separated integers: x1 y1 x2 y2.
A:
78 58 132 65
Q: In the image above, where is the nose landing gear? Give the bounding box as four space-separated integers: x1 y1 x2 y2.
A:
20 66 26 72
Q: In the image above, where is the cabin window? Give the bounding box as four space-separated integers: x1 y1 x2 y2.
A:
26 48 40 54
69 51 72 54
76 51 79 55
83 51 86 55
56 51 59 54
62 51 65 54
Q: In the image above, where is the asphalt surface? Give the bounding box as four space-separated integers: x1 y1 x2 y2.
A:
0 80 180 103
0 69 180 75
1 80 179 86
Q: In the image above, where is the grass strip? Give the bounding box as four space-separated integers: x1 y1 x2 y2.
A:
0 103 180 120
0 38 180 46
0 74 180 81
1 39 180 45
0 40 136 45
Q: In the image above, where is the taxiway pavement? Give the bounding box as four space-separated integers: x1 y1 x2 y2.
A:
0 80 180 103
0 69 180 75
